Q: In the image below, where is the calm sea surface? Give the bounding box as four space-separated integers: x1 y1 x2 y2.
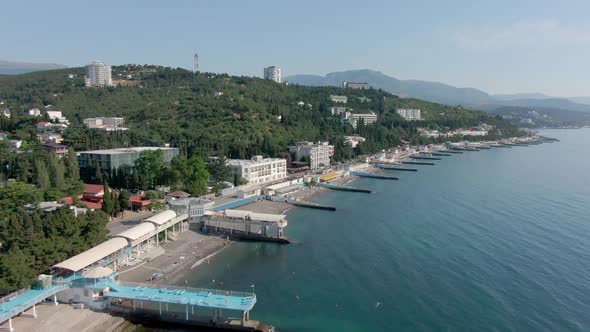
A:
187 129 590 331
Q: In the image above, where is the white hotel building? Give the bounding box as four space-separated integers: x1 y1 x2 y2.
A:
289 141 334 170
263 66 282 83
396 108 422 121
85 60 113 87
343 111 378 129
227 156 287 185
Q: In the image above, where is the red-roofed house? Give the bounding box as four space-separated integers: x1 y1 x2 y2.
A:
37 122 51 130
60 194 102 210
83 184 106 202
79 201 102 210
60 197 74 205
129 194 151 211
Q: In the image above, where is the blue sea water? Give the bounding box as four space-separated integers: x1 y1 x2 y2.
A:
188 129 590 331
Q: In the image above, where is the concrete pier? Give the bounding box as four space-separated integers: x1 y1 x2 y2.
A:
410 156 441 161
291 201 336 211
401 161 435 166
351 171 399 180
319 183 372 193
374 164 418 171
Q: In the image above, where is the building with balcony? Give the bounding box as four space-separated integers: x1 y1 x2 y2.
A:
342 112 378 129
329 95 348 104
396 108 422 121
85 60 113 87
288 141 334 170
263 66 282 83
46 110 70 125
83 117 127 131
226 156 287 185
44 143 68 157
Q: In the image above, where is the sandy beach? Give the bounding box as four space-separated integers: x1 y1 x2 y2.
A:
117 231 231 285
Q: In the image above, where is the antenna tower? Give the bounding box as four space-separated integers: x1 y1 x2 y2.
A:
193 53 199 73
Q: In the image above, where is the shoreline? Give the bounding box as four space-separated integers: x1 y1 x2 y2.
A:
150 135 548 283
117 231 233 286
117 168 368 286
112 136 547 330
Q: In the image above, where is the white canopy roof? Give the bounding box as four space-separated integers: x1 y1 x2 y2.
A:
116 222 156 241
225 209 286 223
53 238 128 272
144 210 177 226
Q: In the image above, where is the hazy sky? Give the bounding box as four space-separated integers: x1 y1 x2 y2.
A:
2 0 589 96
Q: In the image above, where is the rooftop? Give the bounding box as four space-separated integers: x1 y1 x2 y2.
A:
84 184 104 195
167 190 191 198
78 147 178 155
52 237 129 272
224 209 286 223
168 197 213 208
115 222 156 241
226 156 285 166
44 142 67 148
79 201 102 210
144 210 177 226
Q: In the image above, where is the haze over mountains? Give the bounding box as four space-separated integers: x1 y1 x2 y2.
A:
0 60 67 75
285 69 590 112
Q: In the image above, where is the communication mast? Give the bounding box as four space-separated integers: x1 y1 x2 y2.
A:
193 53 199 73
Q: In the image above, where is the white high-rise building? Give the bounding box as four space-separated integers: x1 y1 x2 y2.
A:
85 60 112 87
263 66 282 83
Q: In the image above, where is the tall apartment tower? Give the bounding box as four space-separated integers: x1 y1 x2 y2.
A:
263 66 281 83
85 60 112 87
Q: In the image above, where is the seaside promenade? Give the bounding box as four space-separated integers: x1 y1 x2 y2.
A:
0 136 550 332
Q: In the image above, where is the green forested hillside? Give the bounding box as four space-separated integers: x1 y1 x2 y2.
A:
0 196 108 292
0 66 526 292
0 65 525 160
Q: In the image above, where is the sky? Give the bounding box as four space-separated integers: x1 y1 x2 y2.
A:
1 0 589 96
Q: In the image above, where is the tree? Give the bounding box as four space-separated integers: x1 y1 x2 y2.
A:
0 207 108 292
47 154 66 191
0 181 43 211
65 148 80 181
206 157 231 183
186 156 209 196
170 155 209 196
101 180 113 216
112 191 120 218
134 150 165 189
118 189 130 216
35 160 50 190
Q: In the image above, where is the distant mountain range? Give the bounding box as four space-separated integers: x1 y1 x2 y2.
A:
285 69 590 113
0 60 67 75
